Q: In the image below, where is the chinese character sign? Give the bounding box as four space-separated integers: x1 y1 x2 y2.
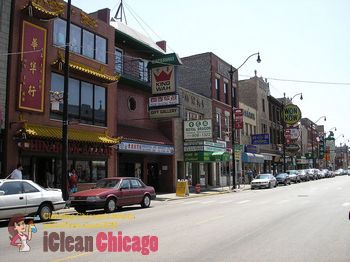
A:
19 21 47 112
234 109 243 129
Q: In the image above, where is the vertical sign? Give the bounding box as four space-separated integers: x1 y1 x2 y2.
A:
284 129 291 144
319 137 325 159
19 21 47 112
151 66 176 95
234 109 243 129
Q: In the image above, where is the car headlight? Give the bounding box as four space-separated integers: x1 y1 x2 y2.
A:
86 196 101 201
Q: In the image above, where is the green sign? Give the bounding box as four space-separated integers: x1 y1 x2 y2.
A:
184 152 212 162
283 104 302 125
152 53 182 66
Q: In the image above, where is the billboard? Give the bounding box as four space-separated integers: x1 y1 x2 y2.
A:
184 119 212 140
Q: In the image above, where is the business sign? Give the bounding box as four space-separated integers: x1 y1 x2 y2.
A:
234 109 243 129
286 144 300 151
19 21 47 112
289 127 300 140
149 107 179 119
283 104 302 125
284 129 291 144
184 119 212 140
251 134 270 145
152 53 182 65
118 141 174 155
184 152 212 162
149 94 179 108
184 141 226 148
245 145 258 153
184 146 226 153
151 66 176 95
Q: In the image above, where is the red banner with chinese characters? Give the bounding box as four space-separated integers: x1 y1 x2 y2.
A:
234 109 243 129
18 21 47 112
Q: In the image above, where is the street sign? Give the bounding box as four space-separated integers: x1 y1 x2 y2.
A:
184 119 212 139
152 53 182 66
286 144 300 151
283 104 302 125
251 134 270 145
234 109 243 129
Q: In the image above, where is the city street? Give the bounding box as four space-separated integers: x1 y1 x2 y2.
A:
1 176 350 262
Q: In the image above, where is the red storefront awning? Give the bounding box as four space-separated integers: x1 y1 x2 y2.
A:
117 125 173 145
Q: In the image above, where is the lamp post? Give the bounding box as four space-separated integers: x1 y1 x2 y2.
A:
229 52 261 190
282 92 303 172
61 0 71 201
311 116 326 168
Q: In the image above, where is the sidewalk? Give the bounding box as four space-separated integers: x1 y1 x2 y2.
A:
155 184 251 201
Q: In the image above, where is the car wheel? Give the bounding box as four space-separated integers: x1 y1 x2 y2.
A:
38 203 52 221
141 195 151 208
284 181 287 186
75 207 87 214
104 198 116 213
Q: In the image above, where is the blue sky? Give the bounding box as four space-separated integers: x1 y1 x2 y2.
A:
71 0 350 145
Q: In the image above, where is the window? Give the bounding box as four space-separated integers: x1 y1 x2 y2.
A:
70 24 81 53
128 97 137 111
91 161 106 183
94 86 106 126
95 35 107 63
139 60 148 82
22 182 39 193
250 125 253 136
262 98 265 112
0 182 22 195
53 19 66 47
53 19 107 63
216 113 222 138
216 79 220 101
82 29 94 59
245 123 249 136
130 179 142 189
224 82 228 104
254 126 256 135
115 48 123 73
50 73 106 126
232 87 235 107
68 78 80 120
120 180 130 189
81 82 93 124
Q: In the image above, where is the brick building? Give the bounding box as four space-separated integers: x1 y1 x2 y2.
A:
3 0 120 188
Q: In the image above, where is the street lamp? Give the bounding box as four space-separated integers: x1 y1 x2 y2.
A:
229 52 261 190
311 116 326 168
282 92 303 172
325 127 337 136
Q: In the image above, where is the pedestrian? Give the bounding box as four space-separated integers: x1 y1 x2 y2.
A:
247 168 253 183
68 168 78 194
9 164 23 180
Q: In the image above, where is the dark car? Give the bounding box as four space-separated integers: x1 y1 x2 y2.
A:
70 177 156 213
275 173 291 186
286 170 301 183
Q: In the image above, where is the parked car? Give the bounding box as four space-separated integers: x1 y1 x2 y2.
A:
334 169 345 176
286 170 301 183
321 169 330 178
306 169 316 180
251 174 277 189
0 179 66 221
70 177 156 213
297 169 309 181
275 173 291 186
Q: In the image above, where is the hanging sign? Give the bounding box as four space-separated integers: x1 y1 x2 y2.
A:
18 21 47 112
234 109 243 129
283 104 302 125
151 66 176 94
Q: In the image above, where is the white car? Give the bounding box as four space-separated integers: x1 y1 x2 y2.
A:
251 174 277 189
0 179 66 221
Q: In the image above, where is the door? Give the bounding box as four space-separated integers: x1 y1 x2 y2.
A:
0 181 26 219
147 163 159 191
118 179 133 206
21 181 43 215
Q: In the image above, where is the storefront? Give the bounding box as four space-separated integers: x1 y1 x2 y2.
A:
14 123 119 190
184 141 231 188
242 152 264 180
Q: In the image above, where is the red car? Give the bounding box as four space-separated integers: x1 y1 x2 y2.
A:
69 177 156 213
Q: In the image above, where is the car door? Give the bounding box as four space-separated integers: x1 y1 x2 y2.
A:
21 181 43 215
0 181 26 219
118 179 133 206
130 179 144 204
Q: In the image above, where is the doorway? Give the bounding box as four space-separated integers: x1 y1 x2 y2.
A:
147 163 159 191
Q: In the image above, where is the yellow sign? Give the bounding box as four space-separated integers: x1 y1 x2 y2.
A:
283 104 302 125
176 180 189 197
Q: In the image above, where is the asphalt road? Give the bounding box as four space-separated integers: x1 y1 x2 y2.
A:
1 176 350 262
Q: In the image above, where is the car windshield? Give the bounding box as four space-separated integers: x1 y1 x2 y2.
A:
95 179 121 188
276 174 286 178
256 175 269 179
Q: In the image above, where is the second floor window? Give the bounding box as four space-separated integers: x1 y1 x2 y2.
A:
224 82 228 104
50 73 106 126
115 48 123 73
216 113 222 139
139 60 148 82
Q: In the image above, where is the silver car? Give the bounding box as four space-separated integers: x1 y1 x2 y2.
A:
251 174 277 189
0 179 66 221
